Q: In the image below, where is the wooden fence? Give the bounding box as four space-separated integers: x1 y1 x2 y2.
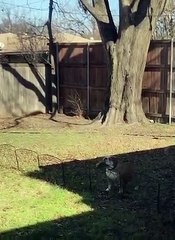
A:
57 40 175 122
0 41 174 122
0 52 50 117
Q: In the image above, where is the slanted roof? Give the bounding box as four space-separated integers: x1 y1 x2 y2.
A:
0 32 101 52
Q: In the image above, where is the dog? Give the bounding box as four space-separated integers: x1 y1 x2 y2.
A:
96 156 134 194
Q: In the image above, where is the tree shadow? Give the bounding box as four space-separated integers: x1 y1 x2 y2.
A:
0 111 45 131
1 146 175 239
0 51 59 117
2 63 46 107
0 59 55 129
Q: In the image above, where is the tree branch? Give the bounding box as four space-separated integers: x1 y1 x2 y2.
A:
130 0 139 11
128 0 169 30
118 0 133 32
132 0 151 26
80 0 118 46
79 0 101 20
104 0 115 24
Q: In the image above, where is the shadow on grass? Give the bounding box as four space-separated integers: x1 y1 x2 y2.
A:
1 146 175 239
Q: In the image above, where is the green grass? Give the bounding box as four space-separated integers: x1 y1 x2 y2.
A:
0 123 175 158
0 164 146 239
0 132 104 158
0 124 175 239
0 167 92 232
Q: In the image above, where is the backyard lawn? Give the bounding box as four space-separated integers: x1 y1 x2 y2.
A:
0 114 175 239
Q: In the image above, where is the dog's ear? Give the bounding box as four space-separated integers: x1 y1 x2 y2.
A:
107 156 118 168
96 161 101 168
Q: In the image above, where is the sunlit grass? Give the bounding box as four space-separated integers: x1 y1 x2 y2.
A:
0 167 92 232
0 123 175 159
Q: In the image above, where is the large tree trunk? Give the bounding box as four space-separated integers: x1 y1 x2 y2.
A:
80 0 169 125
104 20 152 125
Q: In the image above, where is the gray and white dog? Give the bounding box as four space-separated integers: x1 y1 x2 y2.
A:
96 156 134 194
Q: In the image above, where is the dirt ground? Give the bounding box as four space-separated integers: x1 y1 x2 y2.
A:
0 112 175 134
1 113 175 158
0 113 93 132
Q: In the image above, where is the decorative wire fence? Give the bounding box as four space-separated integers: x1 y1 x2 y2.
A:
0 143 175 219
0 144 106 192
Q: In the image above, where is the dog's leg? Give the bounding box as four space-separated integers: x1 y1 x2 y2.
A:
118 177 124 194
105 178 112 192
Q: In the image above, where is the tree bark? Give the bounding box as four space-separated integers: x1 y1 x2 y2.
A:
104 19 152 124
47 0 57 116
80 0 169 125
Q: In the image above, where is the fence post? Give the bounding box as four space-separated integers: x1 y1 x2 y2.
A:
169 38 174 125
86 42 90 116
55 42 60 112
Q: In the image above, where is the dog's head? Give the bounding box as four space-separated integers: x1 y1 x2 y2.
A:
96 156 118 170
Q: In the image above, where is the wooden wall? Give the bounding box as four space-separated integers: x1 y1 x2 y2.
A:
58 41 175 122
0 41 174 122
0 53 49 117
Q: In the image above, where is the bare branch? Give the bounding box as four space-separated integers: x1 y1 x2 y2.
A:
133 0 151 26
130 0 139 11
67 90 84 117
79 0 99 19
79 0 117 46
79 0 107 21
